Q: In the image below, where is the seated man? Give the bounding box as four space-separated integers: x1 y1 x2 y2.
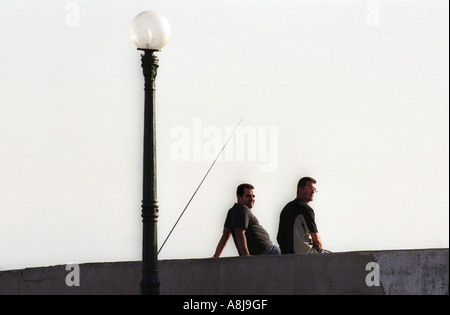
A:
213 183 280 257
277 177 326 254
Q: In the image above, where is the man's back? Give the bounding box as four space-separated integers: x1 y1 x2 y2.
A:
225 203 273 255
277 199 318 254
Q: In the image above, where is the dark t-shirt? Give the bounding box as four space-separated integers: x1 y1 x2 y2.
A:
277 198 318 254
224 203 273 255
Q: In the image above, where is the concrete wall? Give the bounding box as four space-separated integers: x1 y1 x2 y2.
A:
0 249 448 295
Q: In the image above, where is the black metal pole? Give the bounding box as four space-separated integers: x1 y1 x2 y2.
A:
139 48 160 295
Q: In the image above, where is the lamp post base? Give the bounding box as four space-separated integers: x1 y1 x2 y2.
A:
140 271 160 295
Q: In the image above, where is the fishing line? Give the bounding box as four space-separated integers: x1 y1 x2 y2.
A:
158 117 244 255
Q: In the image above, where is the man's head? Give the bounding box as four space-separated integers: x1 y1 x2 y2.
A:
297 177 317 203
236 183 255 209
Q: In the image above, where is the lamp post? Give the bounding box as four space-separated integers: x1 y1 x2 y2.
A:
130 10 171 295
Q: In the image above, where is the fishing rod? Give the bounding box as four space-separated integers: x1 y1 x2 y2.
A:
158 117 244 255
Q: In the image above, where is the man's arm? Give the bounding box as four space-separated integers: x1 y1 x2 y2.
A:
213 227 231 258
310 232 323 249
235 228 250 256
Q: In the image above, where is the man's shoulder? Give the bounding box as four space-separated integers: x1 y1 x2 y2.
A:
281 199 310 215
229 203 251 214
283 199 306 209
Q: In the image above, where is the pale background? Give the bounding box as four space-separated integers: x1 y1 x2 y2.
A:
0 0 448 271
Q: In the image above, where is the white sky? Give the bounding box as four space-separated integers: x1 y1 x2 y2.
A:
0 0 448 271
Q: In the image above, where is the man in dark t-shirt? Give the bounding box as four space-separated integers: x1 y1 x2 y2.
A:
224 203 273 255
213 183 280 257
277 177 324 254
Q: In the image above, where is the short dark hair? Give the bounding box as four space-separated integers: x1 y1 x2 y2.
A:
297 177 317 189
237 183 254 197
